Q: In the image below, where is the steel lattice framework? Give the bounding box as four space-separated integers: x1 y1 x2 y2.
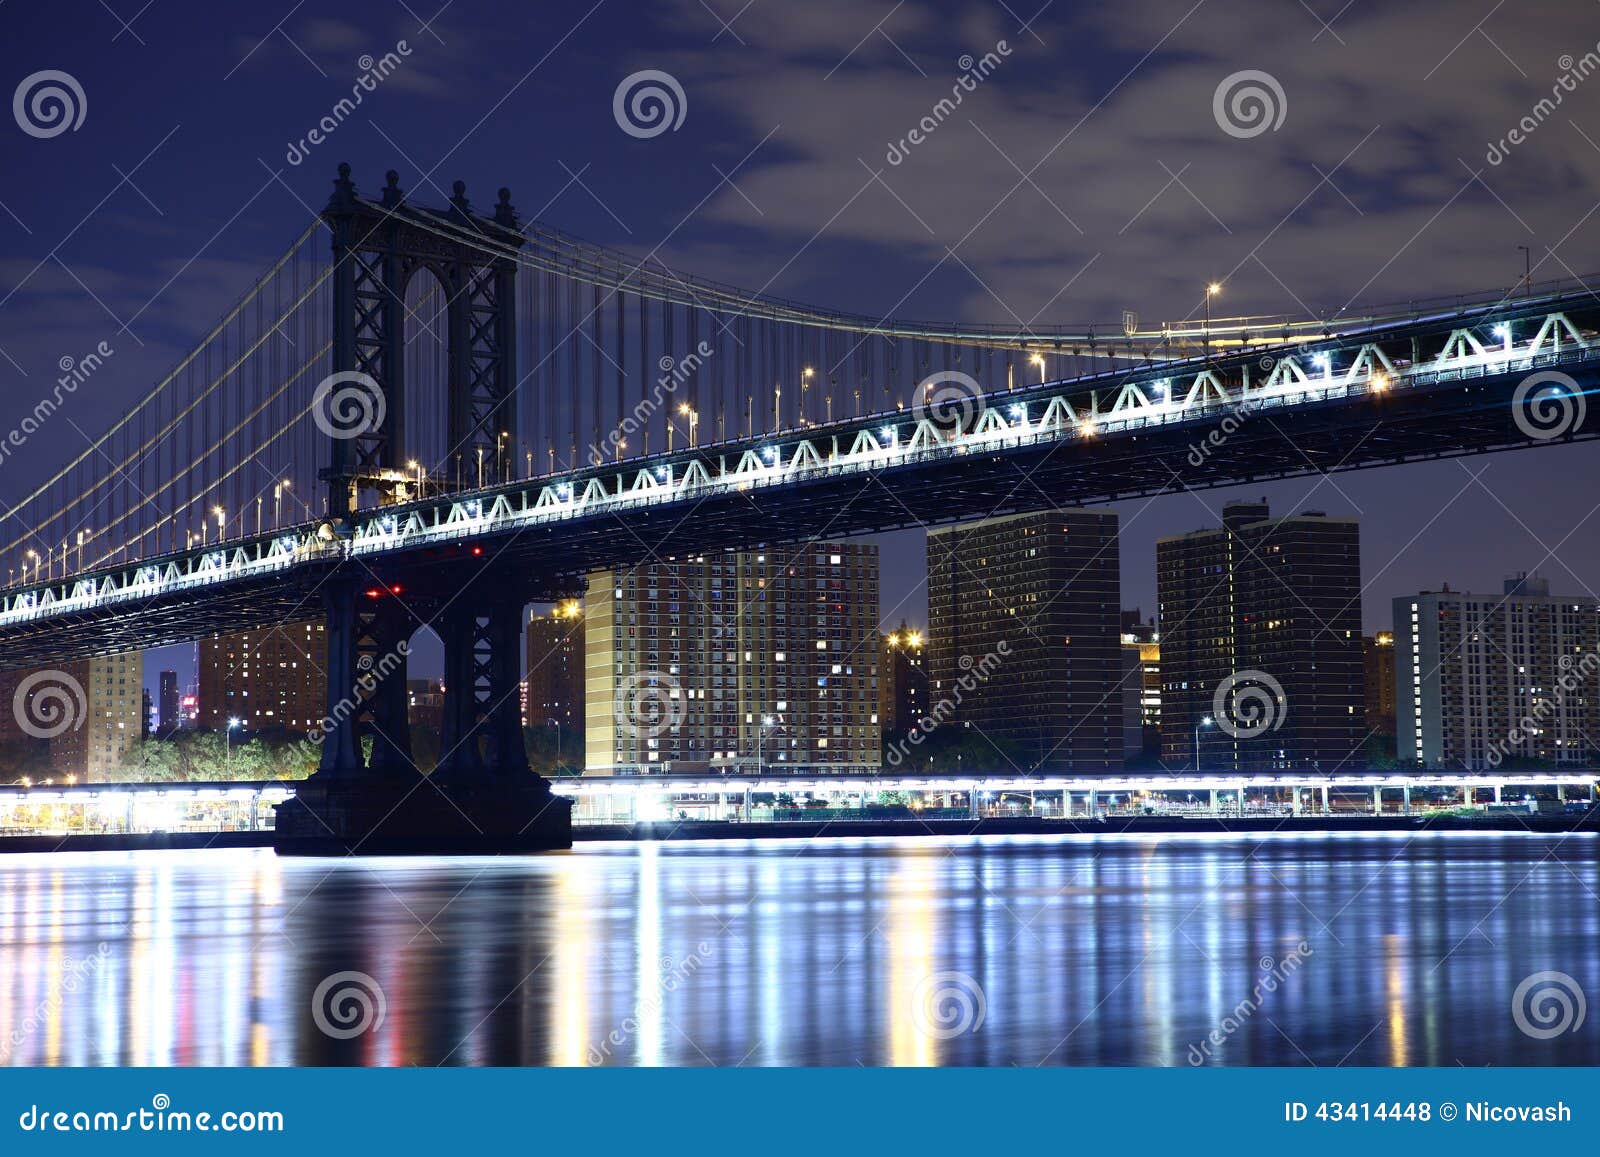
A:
0 290 1595 669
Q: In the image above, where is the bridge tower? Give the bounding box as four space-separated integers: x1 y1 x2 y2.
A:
274 164 571 855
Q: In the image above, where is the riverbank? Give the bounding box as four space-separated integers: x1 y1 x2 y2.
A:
1 809 1595 852
575 811 1600 842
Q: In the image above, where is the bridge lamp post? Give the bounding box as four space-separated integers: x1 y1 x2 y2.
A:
75 529 91 571
801 367 813 425
1031 352 1045 382
773 384 781 432
476 446 485 488
497 431 509 480
274 479 291 528
1204 283 1221 361
212 506 225 545
25 549 38 584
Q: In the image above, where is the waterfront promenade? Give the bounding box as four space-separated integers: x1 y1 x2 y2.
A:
0 772 1594 851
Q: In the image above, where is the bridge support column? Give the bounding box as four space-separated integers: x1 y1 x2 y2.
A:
364 596 416 775
313 573 364 775
275 566 570 855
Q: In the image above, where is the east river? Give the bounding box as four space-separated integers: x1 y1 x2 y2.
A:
1 832 1596 1066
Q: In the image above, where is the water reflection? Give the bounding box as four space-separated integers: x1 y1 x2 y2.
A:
0 833 1596 1066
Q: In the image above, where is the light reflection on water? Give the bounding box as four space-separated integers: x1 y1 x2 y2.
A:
0 832 1596 1067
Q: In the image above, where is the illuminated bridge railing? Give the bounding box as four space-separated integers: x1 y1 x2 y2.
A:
2 307 1595 629
342 308 1596 555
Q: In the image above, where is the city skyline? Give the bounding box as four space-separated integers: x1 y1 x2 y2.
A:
4 2 1600 704
1 0 1598 1082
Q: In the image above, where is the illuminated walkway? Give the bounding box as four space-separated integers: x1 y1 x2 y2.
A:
0 772 1593 838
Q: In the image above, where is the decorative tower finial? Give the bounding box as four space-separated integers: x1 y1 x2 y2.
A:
382 169 403 208
327 162 357 212
494 186 517 229
450 180 471 218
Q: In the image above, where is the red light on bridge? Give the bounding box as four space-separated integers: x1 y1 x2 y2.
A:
471 546 483 556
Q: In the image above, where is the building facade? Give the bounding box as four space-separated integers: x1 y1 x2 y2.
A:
1363 632 1396 737
197 620 328 734
583 543 880 774
1395 575 1599 769
24 653 145 782
879 622 928 733
158 669 179 737
525 600 585 730
1121 610 1161 762
927 509 1122 772
407 678 444 731
1158 501 1364 772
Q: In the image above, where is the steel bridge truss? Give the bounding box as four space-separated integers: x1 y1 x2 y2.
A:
2 295 1595 671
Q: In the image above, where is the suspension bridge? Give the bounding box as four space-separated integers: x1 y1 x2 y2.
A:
0 163 1594 852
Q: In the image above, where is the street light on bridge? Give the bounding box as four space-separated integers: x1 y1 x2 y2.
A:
274 479 291 528
212 506 225 543
1204 282 1221 361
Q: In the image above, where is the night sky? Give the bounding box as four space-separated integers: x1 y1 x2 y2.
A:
5 0 1600 696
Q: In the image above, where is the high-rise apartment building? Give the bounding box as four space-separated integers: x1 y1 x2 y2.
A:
927 509 1122 772
45 653 144 782
879 622 928 733
158 669 179 736
1158 501 1363 771
1395 575 1599 769
1121 610 1161 762
583 543 880 774
1363 632 1396 737
198 620 328 733
525 600 585 729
